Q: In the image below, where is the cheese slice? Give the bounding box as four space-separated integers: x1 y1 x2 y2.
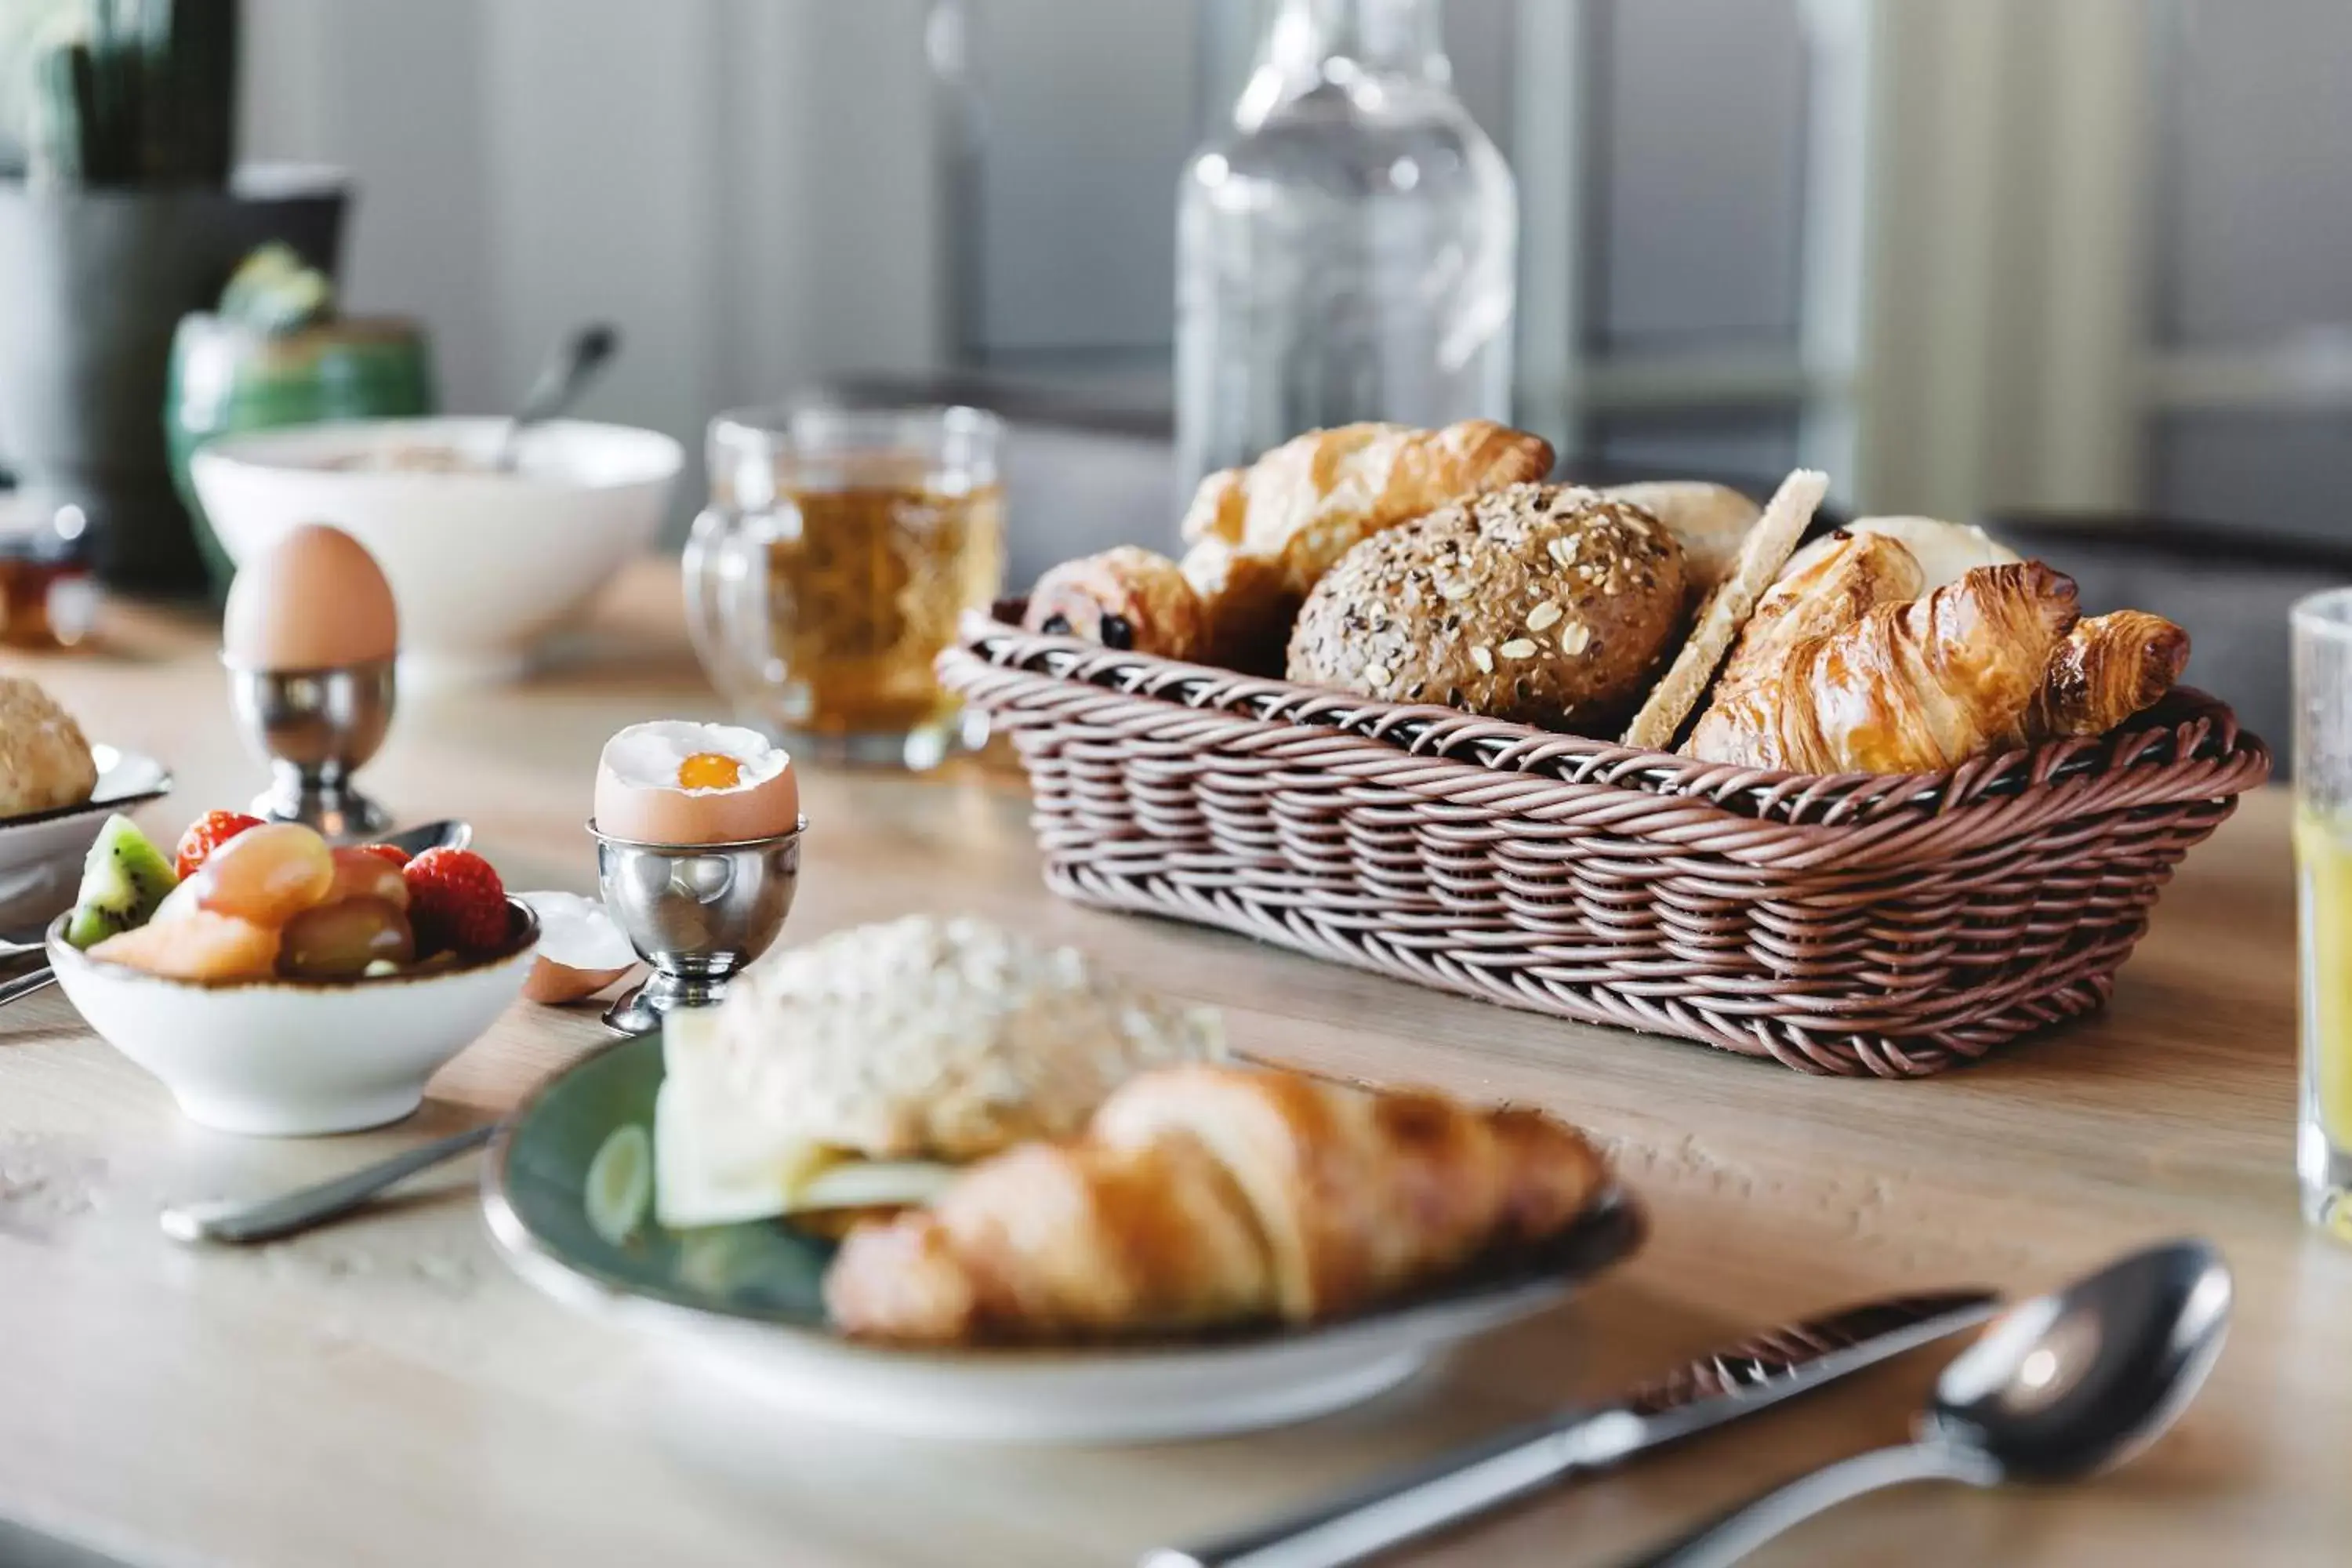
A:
789 1159 956 1214
651 1008 956 1229
652 1072 827 1229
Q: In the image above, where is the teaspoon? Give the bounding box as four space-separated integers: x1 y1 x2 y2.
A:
494 322 619 471
160 1123 497 1244
0 818 471 1011
1624 1240 2232 1567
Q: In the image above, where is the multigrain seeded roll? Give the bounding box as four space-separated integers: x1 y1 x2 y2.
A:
1285 484 1686 733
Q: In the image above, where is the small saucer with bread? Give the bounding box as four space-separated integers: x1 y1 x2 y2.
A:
0 674 173 928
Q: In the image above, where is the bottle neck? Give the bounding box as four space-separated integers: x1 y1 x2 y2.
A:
1240 0 1452 124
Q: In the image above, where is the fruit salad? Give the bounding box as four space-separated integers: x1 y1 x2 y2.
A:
63 812 517 984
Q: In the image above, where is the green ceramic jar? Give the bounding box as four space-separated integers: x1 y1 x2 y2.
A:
165 313 435 597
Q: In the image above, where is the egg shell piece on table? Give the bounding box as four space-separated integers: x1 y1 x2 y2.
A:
517 891 637 1004
592 721 799 846
222 522 400 671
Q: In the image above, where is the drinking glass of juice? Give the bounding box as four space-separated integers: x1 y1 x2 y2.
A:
2295 588 2352 1238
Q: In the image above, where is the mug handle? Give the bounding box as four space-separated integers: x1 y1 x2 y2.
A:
681 504 753 700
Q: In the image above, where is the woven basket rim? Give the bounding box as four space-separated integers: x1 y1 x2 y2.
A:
947 610 2274 840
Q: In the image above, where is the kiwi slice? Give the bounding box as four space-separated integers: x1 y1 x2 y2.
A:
64 815 179 949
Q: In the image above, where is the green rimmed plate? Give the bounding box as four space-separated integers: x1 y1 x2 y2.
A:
484 1031 1646 1443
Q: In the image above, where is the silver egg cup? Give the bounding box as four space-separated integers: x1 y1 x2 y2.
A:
589 816 806 1036
225 658 397 842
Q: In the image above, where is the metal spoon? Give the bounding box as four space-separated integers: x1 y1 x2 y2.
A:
376 818 472 858
493 322 620 471
1623 1240 2233 1568
0 818 471 1011
159 1123 497 1244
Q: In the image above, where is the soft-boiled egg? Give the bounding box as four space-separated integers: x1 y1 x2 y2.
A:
592 720 799 845
222 523 400 671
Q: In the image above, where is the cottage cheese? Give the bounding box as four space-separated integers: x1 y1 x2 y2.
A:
676 913 1223 1164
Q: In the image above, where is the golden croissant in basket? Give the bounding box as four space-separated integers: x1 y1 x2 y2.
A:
822 1064 1609 1344
1679 520 2191 774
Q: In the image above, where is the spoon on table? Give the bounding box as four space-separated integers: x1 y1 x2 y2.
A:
493 322 620 472
0 818 471 1012
1622 1240 2233 1568
160 1122 499 1244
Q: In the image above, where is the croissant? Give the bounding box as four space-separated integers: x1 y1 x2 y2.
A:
2019 610 2189 742
1710 530 1926 700
1682 562 2080 774
822 1065 1608 1344
1176 420 1555 671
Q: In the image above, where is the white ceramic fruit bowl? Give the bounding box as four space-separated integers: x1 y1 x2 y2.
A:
47 900 539 1137
191 416 683 686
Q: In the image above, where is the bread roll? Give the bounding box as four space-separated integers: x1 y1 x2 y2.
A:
0 677 98 819
1024 546 1207 660
1286 484 1686 731
1797 517 2019 590
1176 419 1556 672
1602 481 1761 593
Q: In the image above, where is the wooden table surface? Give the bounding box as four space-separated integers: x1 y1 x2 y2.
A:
0 561 2341 1568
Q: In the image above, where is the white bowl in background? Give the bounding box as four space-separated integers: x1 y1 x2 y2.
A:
191 416 683 686
48 900 539 1136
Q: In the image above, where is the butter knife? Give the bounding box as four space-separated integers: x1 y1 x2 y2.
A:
1144 1288 1999 1568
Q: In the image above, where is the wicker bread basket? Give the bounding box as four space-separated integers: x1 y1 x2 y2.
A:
941 612 2272 1077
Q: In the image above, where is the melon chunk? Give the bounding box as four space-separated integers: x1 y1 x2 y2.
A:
90 910 281 982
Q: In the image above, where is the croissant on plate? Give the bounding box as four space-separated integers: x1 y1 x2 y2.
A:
1682 562 2081 774
822 1065 1609 1344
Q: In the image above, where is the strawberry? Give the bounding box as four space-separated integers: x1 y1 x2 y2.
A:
173 810 264 883
402 848 510 955
354 843 412 869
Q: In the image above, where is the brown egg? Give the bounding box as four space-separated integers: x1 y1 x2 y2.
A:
592 721 800 845
223 524 399 670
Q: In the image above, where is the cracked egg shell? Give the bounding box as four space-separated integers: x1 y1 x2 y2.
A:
591 720 798 846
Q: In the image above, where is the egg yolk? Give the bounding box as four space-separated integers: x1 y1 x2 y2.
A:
677 752 743 791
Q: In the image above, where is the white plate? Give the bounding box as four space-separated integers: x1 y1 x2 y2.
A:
0 746 172 929
481 1032 1645 1443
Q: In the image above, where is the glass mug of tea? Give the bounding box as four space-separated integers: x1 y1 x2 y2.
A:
684 404 1007 769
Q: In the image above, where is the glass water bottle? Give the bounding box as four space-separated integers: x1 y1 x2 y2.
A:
1174 0 1519 491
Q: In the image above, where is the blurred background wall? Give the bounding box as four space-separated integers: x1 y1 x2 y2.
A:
9 0 2352 581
